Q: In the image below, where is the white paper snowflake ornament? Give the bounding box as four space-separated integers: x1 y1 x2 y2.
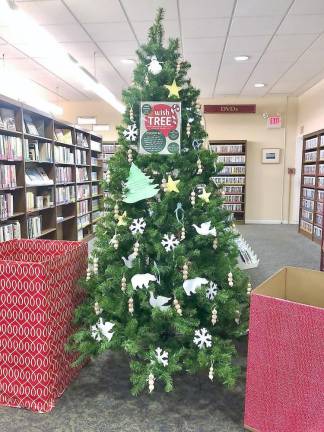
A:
91 318 115 342
161 233 180 252
148 55 162 75
123 123 138 141
155 347 168 367
206 282 218 300
129 217 146 235
193 328 212 349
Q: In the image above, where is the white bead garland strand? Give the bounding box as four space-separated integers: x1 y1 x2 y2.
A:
228 272 233 287
211 308 218 325
182 263 188 280
235 309 240 325
114 203 119 220
121 275 127 292
129 106 134 122
208 363 214 381
173 298 182 316
197 158 203 175
247 282 252 295
176 60 181 74
213 238 218 250
127 148 133 163
181 226 186 240
161 177 167 191
133 241 140 257
186 123 191 137
86 266 91 281
93 257 98 275
190 190 196 206
145 74 149 85
148 373 155 393
128 297 134 314
94 302 102 315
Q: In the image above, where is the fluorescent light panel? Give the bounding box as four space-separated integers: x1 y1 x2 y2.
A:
77 116 97 125
93 124 110 132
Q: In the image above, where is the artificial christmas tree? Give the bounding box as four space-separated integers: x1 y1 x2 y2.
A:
69 8 249 395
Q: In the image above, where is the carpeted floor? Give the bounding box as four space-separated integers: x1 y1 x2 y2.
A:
0 225 320 432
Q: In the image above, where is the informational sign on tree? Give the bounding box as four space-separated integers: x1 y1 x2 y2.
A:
139 101 181 155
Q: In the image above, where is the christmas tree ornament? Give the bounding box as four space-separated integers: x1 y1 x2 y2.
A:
247 282 252 295
152 261 161 285
133 241 140 257
94 302 103 315
117 211 127 226
109 234 119 250
190 190 196 206
144 74 149 85
209 363 214 381
198 187 211 203
193 328 212 349
149 291 171 311
155 347 168 367
180 226 186 240
213 238 218 250
148 372 155 393
183 277 208 296
93 257 98 274
176 59 181 73
186 122 191 137
114 203 119 219
164 79 181 98
148 55 162 75
86 266 91 281
192 221 217 236
123 163 159 203
206 282 218 300
197 158 203 175
235 309 240 325
123 123 138 142
131 273 156 290
165 175 180 193
128 297 134 314
121 253 136 268
91 318 115 342
228 272 233 287
192 139 203 150
160 177 167 191
173 298 182 316
129 106 134 122
182 262 189 280
174 202 184 223
211 308 218 325
121 275 127 292
129 217 146 235
127 148 133 163
161 233 180 252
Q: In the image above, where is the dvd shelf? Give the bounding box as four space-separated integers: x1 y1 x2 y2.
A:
209 140 247 223
299 129 324 244
0 95 103 242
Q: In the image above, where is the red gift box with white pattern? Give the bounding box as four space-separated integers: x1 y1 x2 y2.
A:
0 239 87 413
244 267 324 432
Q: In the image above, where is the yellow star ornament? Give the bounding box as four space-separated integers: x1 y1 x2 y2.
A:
198 188 211 203
117 211 127 226
164 79 181 98
165 175 180 193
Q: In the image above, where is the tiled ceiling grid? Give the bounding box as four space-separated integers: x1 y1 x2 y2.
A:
0 0 324 102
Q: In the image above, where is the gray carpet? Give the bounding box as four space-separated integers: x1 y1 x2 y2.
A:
0 225 320 432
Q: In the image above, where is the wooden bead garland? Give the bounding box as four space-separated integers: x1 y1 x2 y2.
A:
148 373 155 393
180 226 186 240
213 238 218 250
228 272 233 287
208 364 214 381
186 123 191 137
190 190 196 206
127 149 133 163
86 266 91 281
133 241 140 257
247 282 252 295
211 308 218 325
173 298 182 316
121 275 127 292
128 297 134 314
197 158 203 175
114 203 119 220
182 263 189 280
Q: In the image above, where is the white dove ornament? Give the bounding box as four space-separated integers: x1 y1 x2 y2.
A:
121 253 136 268
149 291 171 311
183 277 208 296
192 221 217 237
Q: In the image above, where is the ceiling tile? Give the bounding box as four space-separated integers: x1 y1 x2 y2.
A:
59 42 101 59
40 24 91 42
225 35 271 53
0 44 27 59
63 0 126 23
109 56 135 82
278 14 324 34
183 37 225 54
180 0 235 19
289 0 324 15
17 0 76 25
98 40 138 56
267 34 317 51
83 22 134 42
215 63 256 94
230 16 282 36
132 20 180 43
182 18 230 38
235 0 292 17
121 0 178 21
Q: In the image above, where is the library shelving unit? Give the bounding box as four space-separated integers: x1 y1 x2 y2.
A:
299 130 324 244
0 95 103 243
209 140 247 223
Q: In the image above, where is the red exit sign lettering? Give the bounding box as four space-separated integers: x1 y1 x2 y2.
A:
267 115 282 128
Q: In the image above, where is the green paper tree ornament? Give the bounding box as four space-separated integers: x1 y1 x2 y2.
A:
123 163 159 203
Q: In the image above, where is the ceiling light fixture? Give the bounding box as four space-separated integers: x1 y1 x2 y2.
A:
121 59 135 64
77 116 97 125
0 1 125 113
254 83 266 88
234 55 249 62
93 124 110 132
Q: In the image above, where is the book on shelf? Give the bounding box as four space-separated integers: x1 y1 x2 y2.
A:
212 176 245 185
24 113 41 136
75 149 87 165
76 167 88 182
90 140 101 152
27 215 42 238
0 220 21 242
0 193 14 219
76 132 88 147
55 128 73 144
218 155 245 163
56 185 76 204
77 184 90 200
24 139 52 162
92 198 99 211
223 203 242 211
219 165 245 175
91 157 98 166
210 144 243 154
26 190 53 210
92 210 102 221
0 135 22 160
77 214 90 230
92 184 99 195
56 166 73 183
54 145 74 164
0 108 16 131
25 167 53 186
0 165 17 189
77 200 89 215
91 171 98 181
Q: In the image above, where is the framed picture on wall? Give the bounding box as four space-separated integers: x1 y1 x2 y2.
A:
262 148 280 164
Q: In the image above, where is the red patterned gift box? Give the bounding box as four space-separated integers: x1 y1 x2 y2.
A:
244 267 324 432
0 239 87 413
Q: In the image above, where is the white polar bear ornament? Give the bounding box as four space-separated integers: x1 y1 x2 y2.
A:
183 277 208 296
131 273 156 290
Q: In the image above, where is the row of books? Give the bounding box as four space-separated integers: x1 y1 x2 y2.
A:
305 151 317 162
76 167 88 182
91 171 98 181
92 184 99 195
223 203 242 211
300 219 313 234
314 225 322 238
212 176 245 185
55 128 72 144
91 157 98 166
317 201 324 213
302 199 314 211
210 144 243 154
56 185 76 204
304 165 316 175
302 209 313 222
319 178 324 187
0 221 21 241
75 149 87 165
25 167 53 186
303 176 315 186
54 145 74 164
77 200 89 215
223 195 242 203
218 155 245 164
305 137 318 150
0 108 16 131
77 214 90 230
24 113 45 137
219 166 245 175
316 214 323 226
223 185 243 194
303 188 315 199
26 190 52 210
0 135 23 160
76 132 88 147
27 215 42 239
25 140 52 162
90 140 101 152
92 198 99 211
77 184 90 200
0 193 14 219
0 165 16 189
92 210 101 221
102 143 118 153
56 166 73 183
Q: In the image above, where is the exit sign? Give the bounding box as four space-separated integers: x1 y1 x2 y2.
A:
267 115 282 128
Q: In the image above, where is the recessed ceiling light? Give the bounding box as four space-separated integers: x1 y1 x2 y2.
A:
121 59 135 64
234 55 249 62
254 83 266 88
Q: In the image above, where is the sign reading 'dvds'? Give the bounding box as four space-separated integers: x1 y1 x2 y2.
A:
204 104 256 114
139 102 181 155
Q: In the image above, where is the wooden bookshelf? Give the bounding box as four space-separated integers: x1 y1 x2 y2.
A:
209 140 247 223
0 95 103 242
299 130 324 244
